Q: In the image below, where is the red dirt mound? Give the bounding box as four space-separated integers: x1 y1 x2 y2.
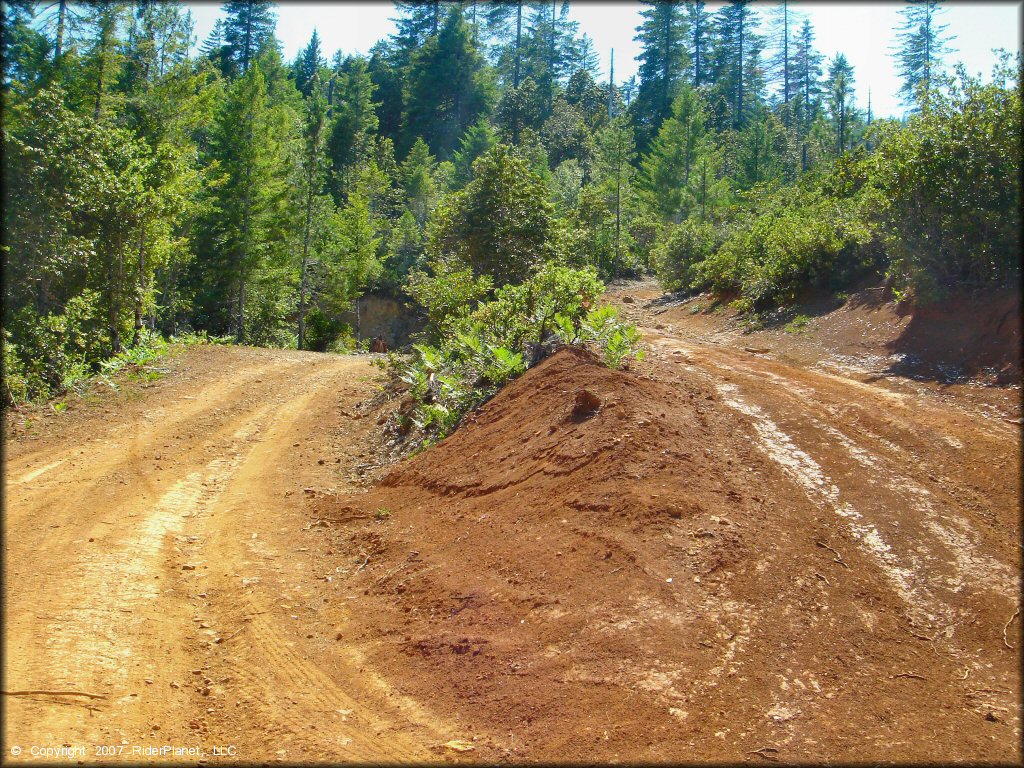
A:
317 346 1017 763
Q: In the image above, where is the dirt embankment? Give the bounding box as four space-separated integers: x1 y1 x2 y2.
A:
323 342 1021 763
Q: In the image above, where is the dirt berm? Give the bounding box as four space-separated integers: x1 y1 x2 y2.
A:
321 346 1018 763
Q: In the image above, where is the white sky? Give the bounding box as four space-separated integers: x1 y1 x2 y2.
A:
184 1 1021 119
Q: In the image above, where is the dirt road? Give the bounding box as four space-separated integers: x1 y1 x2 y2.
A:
3 346 449 763
3 296 1020 763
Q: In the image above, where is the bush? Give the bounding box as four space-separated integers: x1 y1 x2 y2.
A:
394 263 642 445
5 290 110 401
653 219 717 293
405 259 493 342
870 59 1021 300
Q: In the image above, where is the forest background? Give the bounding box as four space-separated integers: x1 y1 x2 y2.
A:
2 0 1019 414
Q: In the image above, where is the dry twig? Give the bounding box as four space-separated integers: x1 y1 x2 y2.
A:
1003 608 1020 649
815 540 849 568
747 747 779 761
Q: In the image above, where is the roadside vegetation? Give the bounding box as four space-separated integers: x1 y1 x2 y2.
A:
2 0 1018 422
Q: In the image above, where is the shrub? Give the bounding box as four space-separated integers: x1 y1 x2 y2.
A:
870 59 1021 300
653 219 716 293
394 263 642 445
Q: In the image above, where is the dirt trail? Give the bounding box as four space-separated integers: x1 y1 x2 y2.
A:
3 288 1020 763
3 346 448 763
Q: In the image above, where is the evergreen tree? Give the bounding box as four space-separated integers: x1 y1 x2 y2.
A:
327 55 379 203
367 42 404 147
451 119 497 188
206 63 290 341
825 53 856 156
685 0 713 88
792 17 824 169
401 137 438 227
221 0 276 79
594 117 637 276
391 0 446 65
894 0 955 110
3 1 55 99
297 75 329 350
384 208 425 286
520 0 579 115
329 193 382 341
631 0 689 152
293 30 324 99
640 85 708 223
80 1 127 122
732 110 786 188
199 18 224 60
764 0 797 127
483 0 526 87
576 33 601 78
711 0 762 130
405 10 494 159
690 137 729 221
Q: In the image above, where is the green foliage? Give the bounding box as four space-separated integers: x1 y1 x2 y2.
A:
427 143 555 286
871 59 1020 299
397 263 641 443
405 260 494 342
653 219 717 293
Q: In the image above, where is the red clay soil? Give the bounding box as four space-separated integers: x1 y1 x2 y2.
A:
320 345 1021 763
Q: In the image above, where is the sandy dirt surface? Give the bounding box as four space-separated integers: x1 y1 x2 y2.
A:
3 346 450 763
3 283 1020 764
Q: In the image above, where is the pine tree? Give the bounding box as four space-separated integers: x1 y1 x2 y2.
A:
640 85 708 222
825 53 856 156
330 193 382 341
791 17 823 170
894 0 955 110
80 1 127 122
690 137 729 221
685 0 713 88
451 119 497 188
405 10 494 159
298 74 328 350
367 42 404 147
765 0 797 127
294 30 324 99
207 63 289 341
594 117 637 276
576 33 600 78
711 0 762 130
391 0 445 63
631 0 689 152
520 0 579 115
221 0 276 79
482 0 526 87
733 110 786 188
400 137 438 227
327 55 379 203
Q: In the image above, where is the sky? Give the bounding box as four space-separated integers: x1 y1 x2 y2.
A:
184 1 1021 119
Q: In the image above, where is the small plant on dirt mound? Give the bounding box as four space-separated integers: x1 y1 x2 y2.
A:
383 262 643 448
